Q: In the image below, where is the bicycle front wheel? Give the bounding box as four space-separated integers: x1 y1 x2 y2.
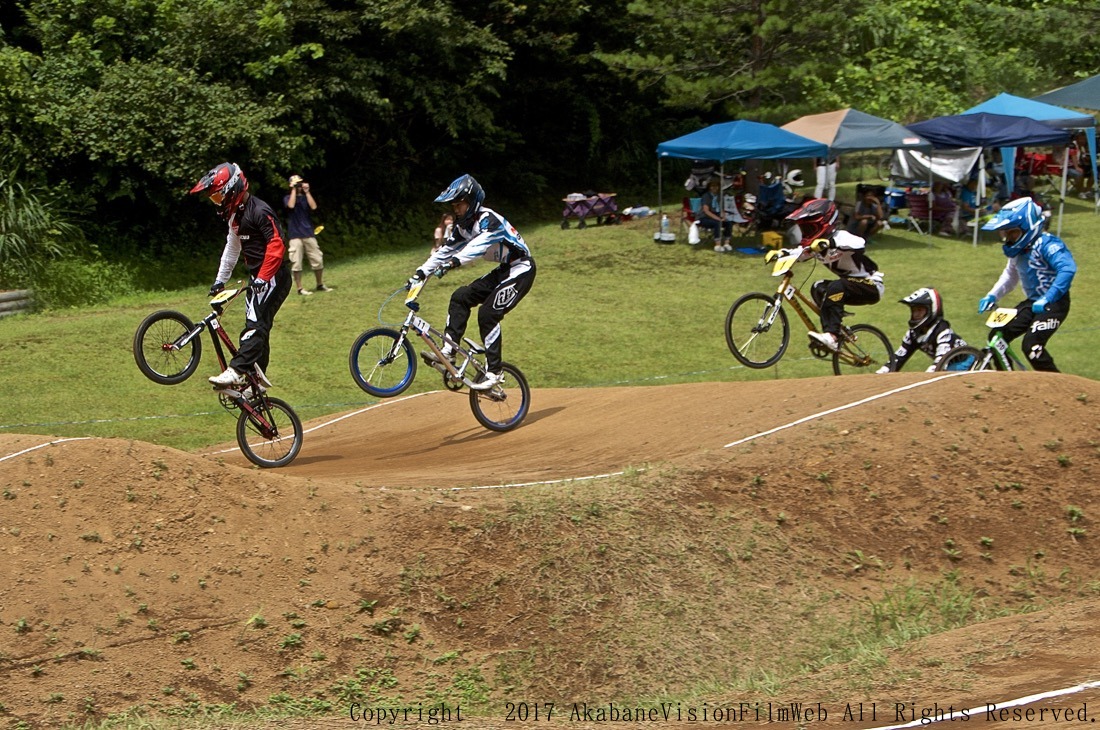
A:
833 324 893 375
725 292 790 368
349 328 416 397
236 396 303 468
935 345 991 372
469 362 530 432
133 310 202 385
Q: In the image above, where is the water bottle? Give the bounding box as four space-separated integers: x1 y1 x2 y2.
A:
660 214 670 235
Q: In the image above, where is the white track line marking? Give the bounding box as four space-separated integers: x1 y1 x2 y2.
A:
201 391 437 456
723 372 973 449
0 437 93 463
867 679 1100 729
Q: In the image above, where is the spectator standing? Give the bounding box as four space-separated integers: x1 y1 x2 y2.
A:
433 212 455 252
813 156 838 200
284 174 331 295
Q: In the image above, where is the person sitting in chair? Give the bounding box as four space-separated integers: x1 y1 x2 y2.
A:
699 177 733 252
846 186 885 241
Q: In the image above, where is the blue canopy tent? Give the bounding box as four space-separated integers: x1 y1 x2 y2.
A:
964 93 1097 234
656 121 828 244
907 113 1071 245
1034 74 1100 111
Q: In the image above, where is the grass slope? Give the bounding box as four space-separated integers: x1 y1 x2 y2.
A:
1 191 1096 450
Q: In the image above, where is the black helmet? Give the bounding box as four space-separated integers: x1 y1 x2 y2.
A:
190 162 248 220
435 174 485 227
899 287 944 333
785 198 838 245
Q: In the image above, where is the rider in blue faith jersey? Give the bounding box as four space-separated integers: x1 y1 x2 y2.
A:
405 174 536 390
978 197 1077 372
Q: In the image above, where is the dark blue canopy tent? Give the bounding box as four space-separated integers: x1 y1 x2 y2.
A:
655 121 827 242
907 112 1072 244
964 93 1097 233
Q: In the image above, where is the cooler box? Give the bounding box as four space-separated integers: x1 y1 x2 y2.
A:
761 231 784 249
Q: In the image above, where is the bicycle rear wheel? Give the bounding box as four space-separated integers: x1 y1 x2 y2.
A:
935 345 990 372
133 310 202 385
469 362 530 432
236 396 303 468
725 292 790 368
833 324 893 375
349 328 416 397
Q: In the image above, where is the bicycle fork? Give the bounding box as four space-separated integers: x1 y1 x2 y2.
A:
753 294 785 333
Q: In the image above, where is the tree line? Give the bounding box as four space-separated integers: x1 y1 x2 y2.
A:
1 0 1097 296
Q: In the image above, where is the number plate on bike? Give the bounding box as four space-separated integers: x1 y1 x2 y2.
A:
411 315 430 332
993 337 1009 357
986 307 1017 328
782 284 796 300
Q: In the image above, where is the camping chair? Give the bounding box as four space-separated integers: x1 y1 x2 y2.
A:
754 181 788 231
905 190 932 234
678 197 704 240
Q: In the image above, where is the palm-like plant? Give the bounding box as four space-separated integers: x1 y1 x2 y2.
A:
0 167 79 288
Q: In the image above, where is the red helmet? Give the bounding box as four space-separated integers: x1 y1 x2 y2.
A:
190 162 248 220
785 198 838 245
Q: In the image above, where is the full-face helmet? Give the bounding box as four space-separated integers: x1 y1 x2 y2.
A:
981 197 1043 257
899 287 944 334
785 198 838 245
435 174 485 227
190 163 248 220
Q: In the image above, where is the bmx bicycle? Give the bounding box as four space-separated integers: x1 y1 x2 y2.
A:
725 248 894 375
348 278 530 432
132 285 303 468
935 308 1028 372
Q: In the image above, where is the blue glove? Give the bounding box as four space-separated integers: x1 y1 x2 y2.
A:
978 295 996 313
250 277 268 294
209 281 225 297
1031 298 1048 314
405 270 425 291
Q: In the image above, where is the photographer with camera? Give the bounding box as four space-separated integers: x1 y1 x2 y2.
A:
284 174 331 295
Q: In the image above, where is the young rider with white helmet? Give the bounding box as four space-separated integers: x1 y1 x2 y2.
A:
978 197 1077 372
879 288 968 372
405 174 536 390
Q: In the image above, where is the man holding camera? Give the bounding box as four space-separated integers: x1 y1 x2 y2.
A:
284 174 331 295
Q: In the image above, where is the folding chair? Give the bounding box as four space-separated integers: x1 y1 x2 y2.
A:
678 197 704 240
905 190 931 234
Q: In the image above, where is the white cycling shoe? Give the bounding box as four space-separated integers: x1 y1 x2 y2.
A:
470 371 503 391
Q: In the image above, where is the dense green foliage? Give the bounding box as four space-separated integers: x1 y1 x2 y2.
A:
0 0 1098 295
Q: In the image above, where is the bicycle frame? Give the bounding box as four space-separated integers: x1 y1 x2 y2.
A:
399 280 490 389
761 252 878 368
976 308 1028 371
171 287 283 436
172 288 240 374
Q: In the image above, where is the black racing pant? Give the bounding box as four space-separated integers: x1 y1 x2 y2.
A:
446 257 536 373
1001 294 1070 372
812 276 881 335
230 261 292 375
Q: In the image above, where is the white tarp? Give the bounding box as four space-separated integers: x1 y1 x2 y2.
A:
890 147 983 184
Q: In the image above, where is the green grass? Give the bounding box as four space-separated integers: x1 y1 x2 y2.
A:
1 186 1097 450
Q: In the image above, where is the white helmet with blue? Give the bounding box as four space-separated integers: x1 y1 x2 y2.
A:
981 197 1043 257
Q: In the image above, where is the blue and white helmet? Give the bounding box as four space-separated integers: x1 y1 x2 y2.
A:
981 197 1043 257
435 174 485 227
